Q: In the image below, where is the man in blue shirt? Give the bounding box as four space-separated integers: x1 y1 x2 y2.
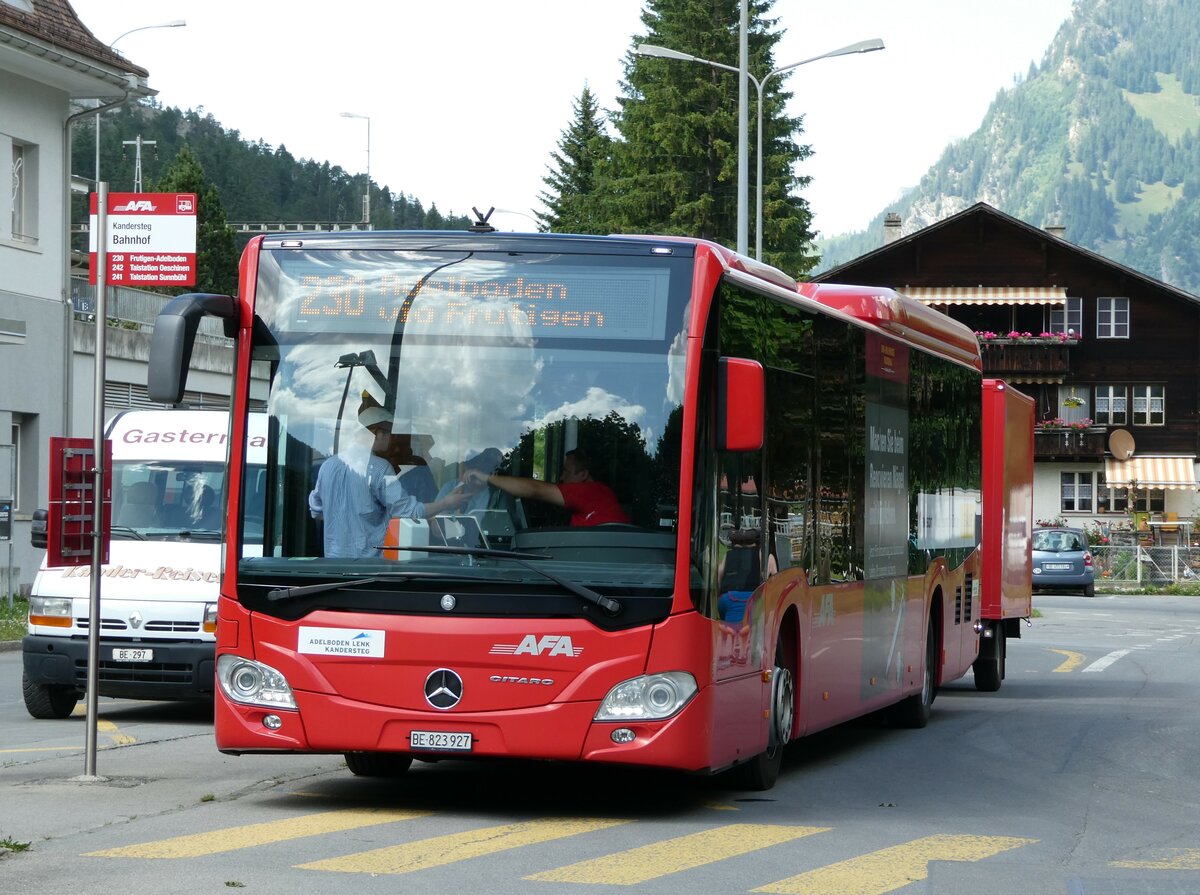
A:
308 392 466 558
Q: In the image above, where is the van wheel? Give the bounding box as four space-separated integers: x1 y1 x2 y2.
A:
972 623 1005 692
893 617 937 728
23 673 78 719
343 752 413 777
724 656 794 791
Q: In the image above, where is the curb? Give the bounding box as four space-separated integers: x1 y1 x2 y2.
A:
0 640 20 653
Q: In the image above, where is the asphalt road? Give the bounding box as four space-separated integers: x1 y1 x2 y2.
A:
2 593 1199 894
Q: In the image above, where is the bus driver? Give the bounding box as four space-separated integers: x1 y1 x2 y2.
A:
463 448 628 527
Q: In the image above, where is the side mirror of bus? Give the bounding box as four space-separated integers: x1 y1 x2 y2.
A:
717 357 764 452
31 508 47 549
148 293 237 404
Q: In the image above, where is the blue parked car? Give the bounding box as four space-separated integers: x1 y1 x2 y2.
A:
1032 527 1096 597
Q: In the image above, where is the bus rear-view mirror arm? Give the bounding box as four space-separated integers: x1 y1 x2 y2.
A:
148 293 237 404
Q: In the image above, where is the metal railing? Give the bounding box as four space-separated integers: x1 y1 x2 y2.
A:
69 277 227 341
1090 545 1200 586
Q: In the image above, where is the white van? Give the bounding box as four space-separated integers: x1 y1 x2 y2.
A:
22 409 265 719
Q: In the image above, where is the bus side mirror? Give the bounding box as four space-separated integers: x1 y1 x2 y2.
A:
31 508 47 549
717 357 764 452
148 293 237 404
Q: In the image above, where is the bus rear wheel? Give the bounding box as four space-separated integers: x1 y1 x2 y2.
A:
344 752 413 778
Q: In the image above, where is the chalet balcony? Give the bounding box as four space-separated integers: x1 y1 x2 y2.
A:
1034 426 1107 459
979 339 1074 378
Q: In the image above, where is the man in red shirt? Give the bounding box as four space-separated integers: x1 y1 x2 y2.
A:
464 449 628 527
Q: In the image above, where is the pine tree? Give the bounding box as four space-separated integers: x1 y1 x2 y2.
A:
148 146 239 296
604 0 817 273
538 84 612 233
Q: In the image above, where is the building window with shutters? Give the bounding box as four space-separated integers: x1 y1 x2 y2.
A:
1096 297 1129 339
1094 385 1127 426
1049 297 1081 337
1131 385 1164 426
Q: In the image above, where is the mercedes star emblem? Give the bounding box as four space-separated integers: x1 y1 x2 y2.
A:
424 668 463 710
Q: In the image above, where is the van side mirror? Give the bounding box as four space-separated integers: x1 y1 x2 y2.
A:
31 508 47 549
717 357 764 452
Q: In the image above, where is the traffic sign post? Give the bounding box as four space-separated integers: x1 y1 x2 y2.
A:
88 191 198 287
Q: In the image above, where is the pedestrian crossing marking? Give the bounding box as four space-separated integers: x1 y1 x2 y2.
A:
751 834 1037 895
1048 648 1085 672
1112 849 1200 870
85 808 431 859
297 818 630 874
526 823 829 885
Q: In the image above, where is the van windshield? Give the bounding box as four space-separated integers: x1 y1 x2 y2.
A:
112 460 266 541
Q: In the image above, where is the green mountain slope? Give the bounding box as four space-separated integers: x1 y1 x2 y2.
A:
816 0 1200 293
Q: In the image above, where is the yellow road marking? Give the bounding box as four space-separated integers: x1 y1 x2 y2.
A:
1113 850 1200 870
86 808 431 858
752 834 1036 895
299 818 630 875
528 823 829 885
98 719 137 747
1048 648 1085 672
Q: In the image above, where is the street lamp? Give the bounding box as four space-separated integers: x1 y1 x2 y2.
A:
96 20 186 183
339 112 371 226
636 38 884 260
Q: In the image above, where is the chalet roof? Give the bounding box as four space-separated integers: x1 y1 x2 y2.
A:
815 202 1200 308
0 0 151 97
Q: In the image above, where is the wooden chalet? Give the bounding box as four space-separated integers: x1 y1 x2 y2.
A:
815 202 1200 542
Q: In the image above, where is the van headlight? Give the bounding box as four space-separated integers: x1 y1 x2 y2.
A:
202 603 218 634
595 672 697 721
29 596 73 627
216 655 296 710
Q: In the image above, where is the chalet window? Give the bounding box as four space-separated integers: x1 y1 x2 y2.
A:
1131 489 1165 514
1057 385 1090 423
1060 471 1095 513
1049 297 1082 337
1131 385 1164 426
1096 297 1129 339
1097 472 1125 514
1094 385 1127 426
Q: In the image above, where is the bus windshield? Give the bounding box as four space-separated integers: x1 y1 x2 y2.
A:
240 244 692 607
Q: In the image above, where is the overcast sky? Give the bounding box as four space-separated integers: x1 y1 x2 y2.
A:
68 0 1075 237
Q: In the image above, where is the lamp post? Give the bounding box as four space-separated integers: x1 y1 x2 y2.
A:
339 112 371 226
636 38 884 259
96 20 186 183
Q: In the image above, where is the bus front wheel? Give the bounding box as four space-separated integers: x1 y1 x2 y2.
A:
724 656 794 791
344 752 413 777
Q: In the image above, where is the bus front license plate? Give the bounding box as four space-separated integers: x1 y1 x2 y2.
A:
410 730 472 751
112 648 153 662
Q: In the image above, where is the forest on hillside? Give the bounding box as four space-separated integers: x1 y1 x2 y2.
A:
817 0 1200 294
74 103 472 236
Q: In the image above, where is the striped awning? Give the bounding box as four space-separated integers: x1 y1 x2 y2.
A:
901 286 1068 306
1104 456 1199 490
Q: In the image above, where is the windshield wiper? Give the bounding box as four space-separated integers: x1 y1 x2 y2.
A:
109 525 147 541
381 545 622 615
265 577 385 603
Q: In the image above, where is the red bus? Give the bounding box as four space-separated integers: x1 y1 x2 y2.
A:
148 229 1029 790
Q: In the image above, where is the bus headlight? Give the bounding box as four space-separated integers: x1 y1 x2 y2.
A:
216 654 297 710
595 672 697 721
29 596 73 627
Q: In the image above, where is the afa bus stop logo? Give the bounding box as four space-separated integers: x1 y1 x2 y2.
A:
88 192 198 288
